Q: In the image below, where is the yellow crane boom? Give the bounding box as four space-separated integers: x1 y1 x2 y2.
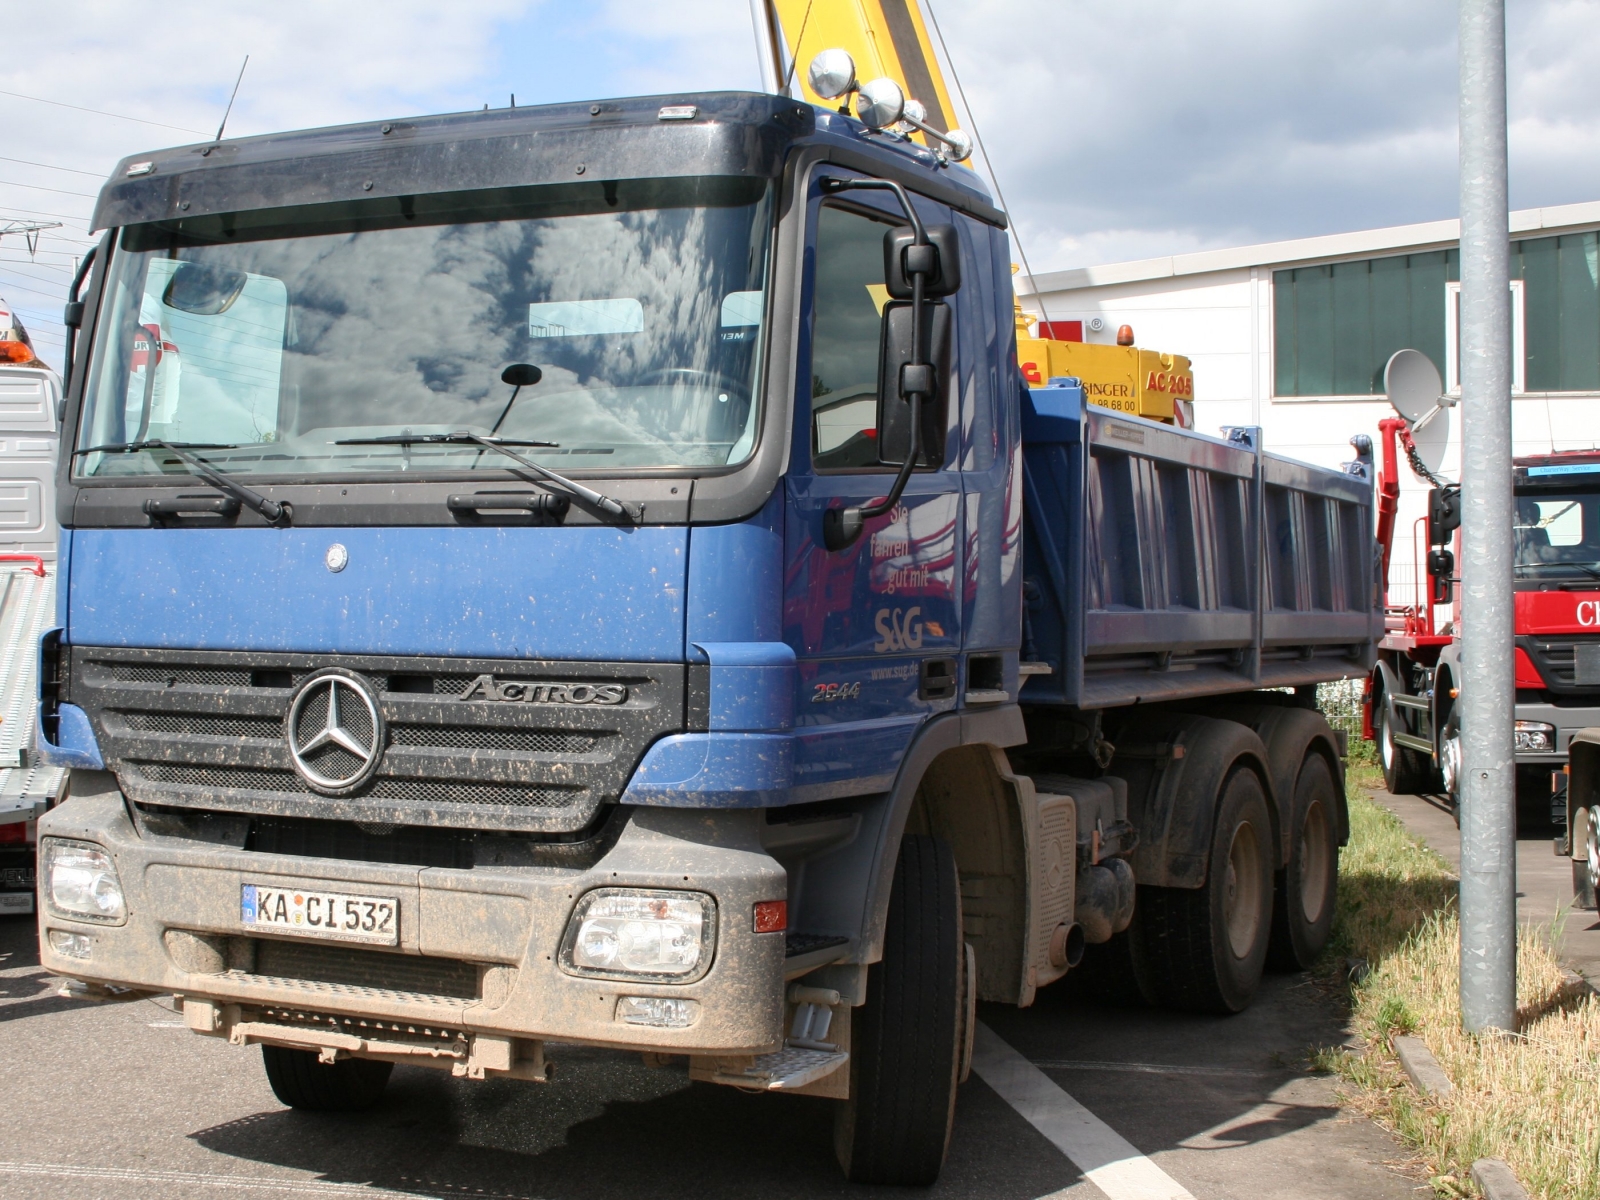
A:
758 0 1196 425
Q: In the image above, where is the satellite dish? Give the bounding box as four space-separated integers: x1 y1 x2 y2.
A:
1384 348 1451 476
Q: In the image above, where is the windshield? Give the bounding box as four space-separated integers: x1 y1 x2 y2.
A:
1514 489 1600 582
75 179 773 479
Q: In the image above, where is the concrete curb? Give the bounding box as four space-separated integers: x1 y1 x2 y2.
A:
1392 1035 1453 1097
1471 1157 1531 1200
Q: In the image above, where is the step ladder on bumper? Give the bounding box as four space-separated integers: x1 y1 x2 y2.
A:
693 985 849 1091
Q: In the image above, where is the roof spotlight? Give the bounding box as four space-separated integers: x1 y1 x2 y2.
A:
854 78 906 129
807 49 857 101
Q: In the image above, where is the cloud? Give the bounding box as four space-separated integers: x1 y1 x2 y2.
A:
4 0 1597 368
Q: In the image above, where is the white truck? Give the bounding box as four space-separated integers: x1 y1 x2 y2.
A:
0 299 65 914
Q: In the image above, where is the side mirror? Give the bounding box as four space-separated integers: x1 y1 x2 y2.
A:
163 262 249 315
877 300 950 467
1428 486 1461 544
883 224 960 299
1427 547 1455 605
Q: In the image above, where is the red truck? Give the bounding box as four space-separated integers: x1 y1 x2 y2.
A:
1368 424 1600 846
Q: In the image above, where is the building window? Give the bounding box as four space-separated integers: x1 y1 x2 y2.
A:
1517 232 1600 392
1275 231 1600 397
1444 279 1525 393
1273 251 1453 397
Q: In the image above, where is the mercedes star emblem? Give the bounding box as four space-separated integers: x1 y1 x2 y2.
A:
325 543 349 573
285 670 384 794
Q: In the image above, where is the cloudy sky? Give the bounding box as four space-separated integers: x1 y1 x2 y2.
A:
3 0 1596 370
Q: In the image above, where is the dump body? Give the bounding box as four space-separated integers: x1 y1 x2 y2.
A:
32 90 1377 1172
1021 381 1378 708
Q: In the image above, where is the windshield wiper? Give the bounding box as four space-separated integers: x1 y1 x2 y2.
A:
73 439 290 525
334 432 640 522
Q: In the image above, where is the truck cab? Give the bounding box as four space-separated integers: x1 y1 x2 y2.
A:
1373 450 1600 827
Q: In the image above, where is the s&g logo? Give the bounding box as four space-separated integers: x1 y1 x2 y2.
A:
873 606 923 653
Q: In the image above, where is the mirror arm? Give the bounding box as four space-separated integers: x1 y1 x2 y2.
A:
61 245 97 394
817 177 927 245
825 265 929 551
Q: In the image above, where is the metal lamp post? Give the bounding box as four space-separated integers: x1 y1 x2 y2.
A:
1457 0 1517 1034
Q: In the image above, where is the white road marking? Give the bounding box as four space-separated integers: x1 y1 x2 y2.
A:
972 1024 1198 1200
1029 1058 1281 1079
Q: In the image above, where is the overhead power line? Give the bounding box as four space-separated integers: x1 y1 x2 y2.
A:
0 87 207 136
0 202 91 221
0 177 98 199
0 154 106 178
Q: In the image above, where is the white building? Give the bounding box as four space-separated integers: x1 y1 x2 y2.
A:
1020 200 1600 607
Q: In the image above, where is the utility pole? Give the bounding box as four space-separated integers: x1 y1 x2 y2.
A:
1457 0 1517 1033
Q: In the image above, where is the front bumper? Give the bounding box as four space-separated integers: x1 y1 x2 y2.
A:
36 778 788 1058
1513 701 1600 765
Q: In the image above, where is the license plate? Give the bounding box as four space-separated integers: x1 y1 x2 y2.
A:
241 884 398 945
1576 644 1600 686
0 892 33 915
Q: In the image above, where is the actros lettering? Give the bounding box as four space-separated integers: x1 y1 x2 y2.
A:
458 675 627 704
873 606 924 652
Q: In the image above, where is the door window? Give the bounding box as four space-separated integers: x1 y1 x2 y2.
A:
810 204 894 470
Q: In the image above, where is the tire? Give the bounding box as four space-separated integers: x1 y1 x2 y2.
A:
835 835 963 1186
262 1045 393 1112
1129 769 1273 1014
1267 754 1340 971
1576 805 1600 911
1379 699 1433 796
1440 710 1462 810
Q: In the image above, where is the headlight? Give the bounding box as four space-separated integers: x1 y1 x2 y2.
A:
43 839 126 923
560 888 715 982
1514 721 1556 753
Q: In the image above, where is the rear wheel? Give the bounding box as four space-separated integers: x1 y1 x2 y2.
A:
835 835 963 1185
1131 769 1273 1014
262 1045 393 1112
1379 699 1433 796
1267 755 1339 970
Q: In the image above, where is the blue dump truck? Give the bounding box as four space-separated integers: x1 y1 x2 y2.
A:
35 90 1379 1184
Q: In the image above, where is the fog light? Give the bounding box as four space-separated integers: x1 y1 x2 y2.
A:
560 888 715 982
48 930 92 959
616 996 701 1028
1514 721 1556 753
43 839 125 923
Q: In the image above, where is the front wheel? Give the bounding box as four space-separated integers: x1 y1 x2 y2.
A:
835 835 963 1185
1576 805 1600 911
1267 754 1340 971
1379 699 1433 796
262 1045 393 1112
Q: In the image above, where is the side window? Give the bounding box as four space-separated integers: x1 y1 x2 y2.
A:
810 203 893 470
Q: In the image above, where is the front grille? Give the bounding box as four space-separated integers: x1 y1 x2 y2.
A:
129 762 579 809
249 938 480 1000
118 712 283 739
1522 634 1600 694
389 724 597 754
73 647 685 834
110 664 254 687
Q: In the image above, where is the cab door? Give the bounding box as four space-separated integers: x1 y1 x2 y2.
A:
782 169 965 800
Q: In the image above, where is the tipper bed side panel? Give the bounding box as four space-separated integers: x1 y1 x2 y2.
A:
1019 384 1378 709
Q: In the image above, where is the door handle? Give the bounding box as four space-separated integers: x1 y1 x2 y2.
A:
143 494 241 521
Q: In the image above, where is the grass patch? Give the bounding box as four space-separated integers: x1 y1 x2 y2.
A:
1322 763 1600 1199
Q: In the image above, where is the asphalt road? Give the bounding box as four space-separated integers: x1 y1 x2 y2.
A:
0 913 1417 1200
